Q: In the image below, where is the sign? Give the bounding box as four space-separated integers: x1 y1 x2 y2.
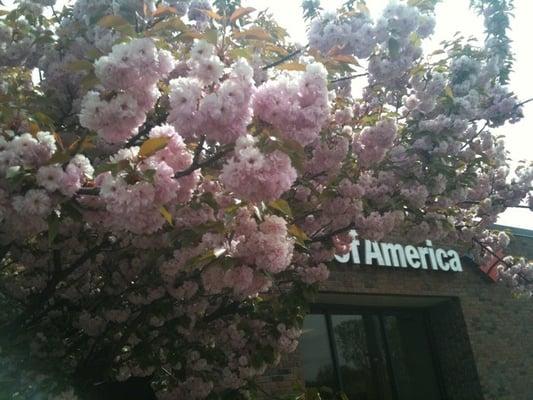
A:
334 231 463 272
478 249 503 282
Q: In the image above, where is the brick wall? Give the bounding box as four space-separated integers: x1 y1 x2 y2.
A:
260 260 533 400
428 299 483 400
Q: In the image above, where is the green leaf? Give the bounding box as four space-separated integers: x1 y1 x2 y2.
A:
139 137 170 158
98 15 129 29
152 5 177 17
233 27 272 41
146 16 187 35
388 37 400 59
94 162 118 175
66 59 94 72
33 112 55 128
80 72 99 91
230 7 256 23
444 85 454 99
199 9 223 20
47 212 60 246
47 151 71 165
264 43 289 55
97 160 130 176
5 166 22 180
61 201 83 222
330 54 360 66
288 224 309 245
187 250 217 269
268 199 293 219
204 28 218 45
229 47 253 59
159 206 174 226
277 62 306 71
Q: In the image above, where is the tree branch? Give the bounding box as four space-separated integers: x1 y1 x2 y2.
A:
310 223 355 243
174 145 233 179
330 72 369 84
516 97 533 108
262 44 309 70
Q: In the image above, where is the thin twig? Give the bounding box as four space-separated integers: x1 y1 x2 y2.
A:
310 223 355 243
515 97 533 108
174 146 233 179
330 72 369 84
262 44 309 70
460 121 488 151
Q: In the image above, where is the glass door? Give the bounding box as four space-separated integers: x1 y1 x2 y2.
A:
330 314 379 400
381 312 442 400
300 308 444 400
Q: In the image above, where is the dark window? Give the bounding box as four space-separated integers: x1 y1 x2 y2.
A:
300 307 444 400
301 314 336 392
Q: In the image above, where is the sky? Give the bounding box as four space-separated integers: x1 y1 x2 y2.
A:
2 0 532 229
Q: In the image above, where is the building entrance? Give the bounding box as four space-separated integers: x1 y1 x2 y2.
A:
300 307 444 400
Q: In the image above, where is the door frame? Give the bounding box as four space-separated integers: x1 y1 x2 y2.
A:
308 304 447 400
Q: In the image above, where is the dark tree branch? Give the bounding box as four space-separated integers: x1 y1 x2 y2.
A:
310 223 355 243
330 72 369 84
262 44 309 70
516 97 533 108
174 145 233 179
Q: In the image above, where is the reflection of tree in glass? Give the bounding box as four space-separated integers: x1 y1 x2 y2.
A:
384 317 412 395
310 364 336 388
307 364 337 400
333 318 379 399
334 318 370 370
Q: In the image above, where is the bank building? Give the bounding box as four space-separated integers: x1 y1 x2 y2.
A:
259 225 533 400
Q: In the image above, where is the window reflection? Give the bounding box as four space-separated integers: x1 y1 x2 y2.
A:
300 314 337 396
383 314 442 400
331 315 378 400
300 310 442 400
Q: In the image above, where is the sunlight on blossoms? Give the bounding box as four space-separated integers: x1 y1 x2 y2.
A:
0 0 531 399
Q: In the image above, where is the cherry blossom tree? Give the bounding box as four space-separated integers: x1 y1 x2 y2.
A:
0 0 531 398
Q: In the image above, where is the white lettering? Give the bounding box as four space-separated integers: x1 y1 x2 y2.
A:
381 243 407 267
417 247 429 269
366 240 385 266
351 238 361 264
405 245 421 269
436 249 449 271
426 241 439 271
334 252 350 263
334 234 462 273
448 250 463 272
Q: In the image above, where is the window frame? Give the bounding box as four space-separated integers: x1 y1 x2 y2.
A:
303 304 447 400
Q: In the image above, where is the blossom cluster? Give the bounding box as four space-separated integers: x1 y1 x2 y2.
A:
168 41 255 143
220 135 297 202
79 38 175 143
308 11 376 58
499 258 533 296
368 3 435 89
253 63 330 145
309 3 435 90
92 124 198 233
352 118 397 167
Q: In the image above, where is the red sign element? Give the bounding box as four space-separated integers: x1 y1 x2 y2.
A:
479 250 504 282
